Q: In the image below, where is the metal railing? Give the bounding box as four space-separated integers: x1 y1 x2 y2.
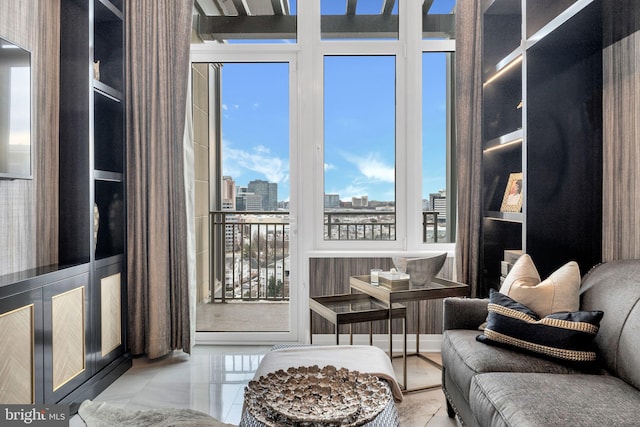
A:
324 211 396 240
210 211 290 302
209 210 444 302
422 211 439 243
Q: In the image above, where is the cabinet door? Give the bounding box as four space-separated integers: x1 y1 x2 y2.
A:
94 262 126 371
0 289 43 404
43 272 91 403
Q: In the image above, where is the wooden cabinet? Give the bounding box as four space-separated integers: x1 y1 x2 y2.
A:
0 264 91 405
481 0 602 291
54 0 129 408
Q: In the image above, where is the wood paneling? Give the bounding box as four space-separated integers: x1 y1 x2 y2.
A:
0 0 60 275
0 305 34 403
51 286 85 391
603 30 640 261
309 257 454 335
101 273 121 356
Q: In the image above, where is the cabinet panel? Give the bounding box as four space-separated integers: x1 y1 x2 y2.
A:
94 262 126 372
0 289 43 404
43 272 91 403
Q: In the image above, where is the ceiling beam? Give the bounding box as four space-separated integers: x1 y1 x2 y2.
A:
346 0 357 16
422 0 434 14
231 0 247 15
270 0 286 15
381 0 395 15
197 13 454 40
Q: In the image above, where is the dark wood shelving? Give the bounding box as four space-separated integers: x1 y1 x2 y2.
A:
480 0 603 293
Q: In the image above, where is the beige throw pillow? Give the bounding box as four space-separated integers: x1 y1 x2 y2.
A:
499 254 581 317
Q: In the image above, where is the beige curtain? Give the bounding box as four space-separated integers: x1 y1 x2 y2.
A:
126 0 194 358
454 0 483 298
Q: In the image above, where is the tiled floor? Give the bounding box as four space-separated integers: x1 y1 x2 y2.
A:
71 345 458 426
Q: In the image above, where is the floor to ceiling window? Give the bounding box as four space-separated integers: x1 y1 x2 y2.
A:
190 0 456 344
323 55 396 241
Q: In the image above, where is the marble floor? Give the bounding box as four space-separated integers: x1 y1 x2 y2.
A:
70 345 458 427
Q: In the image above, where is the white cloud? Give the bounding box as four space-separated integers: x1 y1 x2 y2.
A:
328 184 368 201
324 163 336 171
342 151 394 183
223 140 289 184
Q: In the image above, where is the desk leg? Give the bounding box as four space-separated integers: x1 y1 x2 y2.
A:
310 310 313 345
369 321 373 346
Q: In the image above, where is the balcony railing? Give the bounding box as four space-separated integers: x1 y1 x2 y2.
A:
210 211 290 302
324 211 396 240
209 210 445 302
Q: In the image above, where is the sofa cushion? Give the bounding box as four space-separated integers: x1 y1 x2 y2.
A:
470 373 640 427
477 290 603 364
499 255 580 317
442 329 584 404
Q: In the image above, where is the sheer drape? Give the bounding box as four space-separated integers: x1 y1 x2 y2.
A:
126 0 194 358
454 0 483 298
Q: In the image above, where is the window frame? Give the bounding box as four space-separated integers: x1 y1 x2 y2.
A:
311 1 456 253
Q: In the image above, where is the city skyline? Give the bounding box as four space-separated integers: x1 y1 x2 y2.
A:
220 0 456 204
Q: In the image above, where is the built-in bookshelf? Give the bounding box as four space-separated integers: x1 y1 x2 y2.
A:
480 0 602 292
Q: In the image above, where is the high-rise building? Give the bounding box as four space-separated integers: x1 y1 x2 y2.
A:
352 195 368 208
222 176 236 210
248 179 278 211
324 194 340 209
236 193 262 211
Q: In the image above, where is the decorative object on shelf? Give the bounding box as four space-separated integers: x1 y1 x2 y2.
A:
93 60 100 81
108 193 124 253
405 253 447 287
93 202 100 253
500 172 523 213
244 365 391 427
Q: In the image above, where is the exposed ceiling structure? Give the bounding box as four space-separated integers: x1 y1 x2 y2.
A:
194 0 455 42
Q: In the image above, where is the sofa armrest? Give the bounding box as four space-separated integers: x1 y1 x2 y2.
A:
443 298 489 331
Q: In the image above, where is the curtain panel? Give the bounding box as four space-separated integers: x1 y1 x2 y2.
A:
454 0 483 298
126 0 194 358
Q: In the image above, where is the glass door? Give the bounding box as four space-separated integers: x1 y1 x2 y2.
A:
191 58 298 343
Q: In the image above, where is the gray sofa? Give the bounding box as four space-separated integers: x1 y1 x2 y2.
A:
441 259 640 427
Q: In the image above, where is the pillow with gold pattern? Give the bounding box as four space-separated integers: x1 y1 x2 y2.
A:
477 290 603 364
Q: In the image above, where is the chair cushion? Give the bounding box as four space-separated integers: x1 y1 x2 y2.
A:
470 373 640 427
499 254 580 317
477 290 603 364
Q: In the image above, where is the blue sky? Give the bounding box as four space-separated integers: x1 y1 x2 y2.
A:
221 0 455 204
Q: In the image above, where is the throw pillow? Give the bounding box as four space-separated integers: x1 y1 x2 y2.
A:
477 290 603 364
499 255 580 317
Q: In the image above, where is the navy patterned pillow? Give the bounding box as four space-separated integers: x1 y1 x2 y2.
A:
477 289 604 363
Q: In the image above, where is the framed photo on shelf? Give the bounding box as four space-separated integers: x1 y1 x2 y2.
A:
500 172 523 213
